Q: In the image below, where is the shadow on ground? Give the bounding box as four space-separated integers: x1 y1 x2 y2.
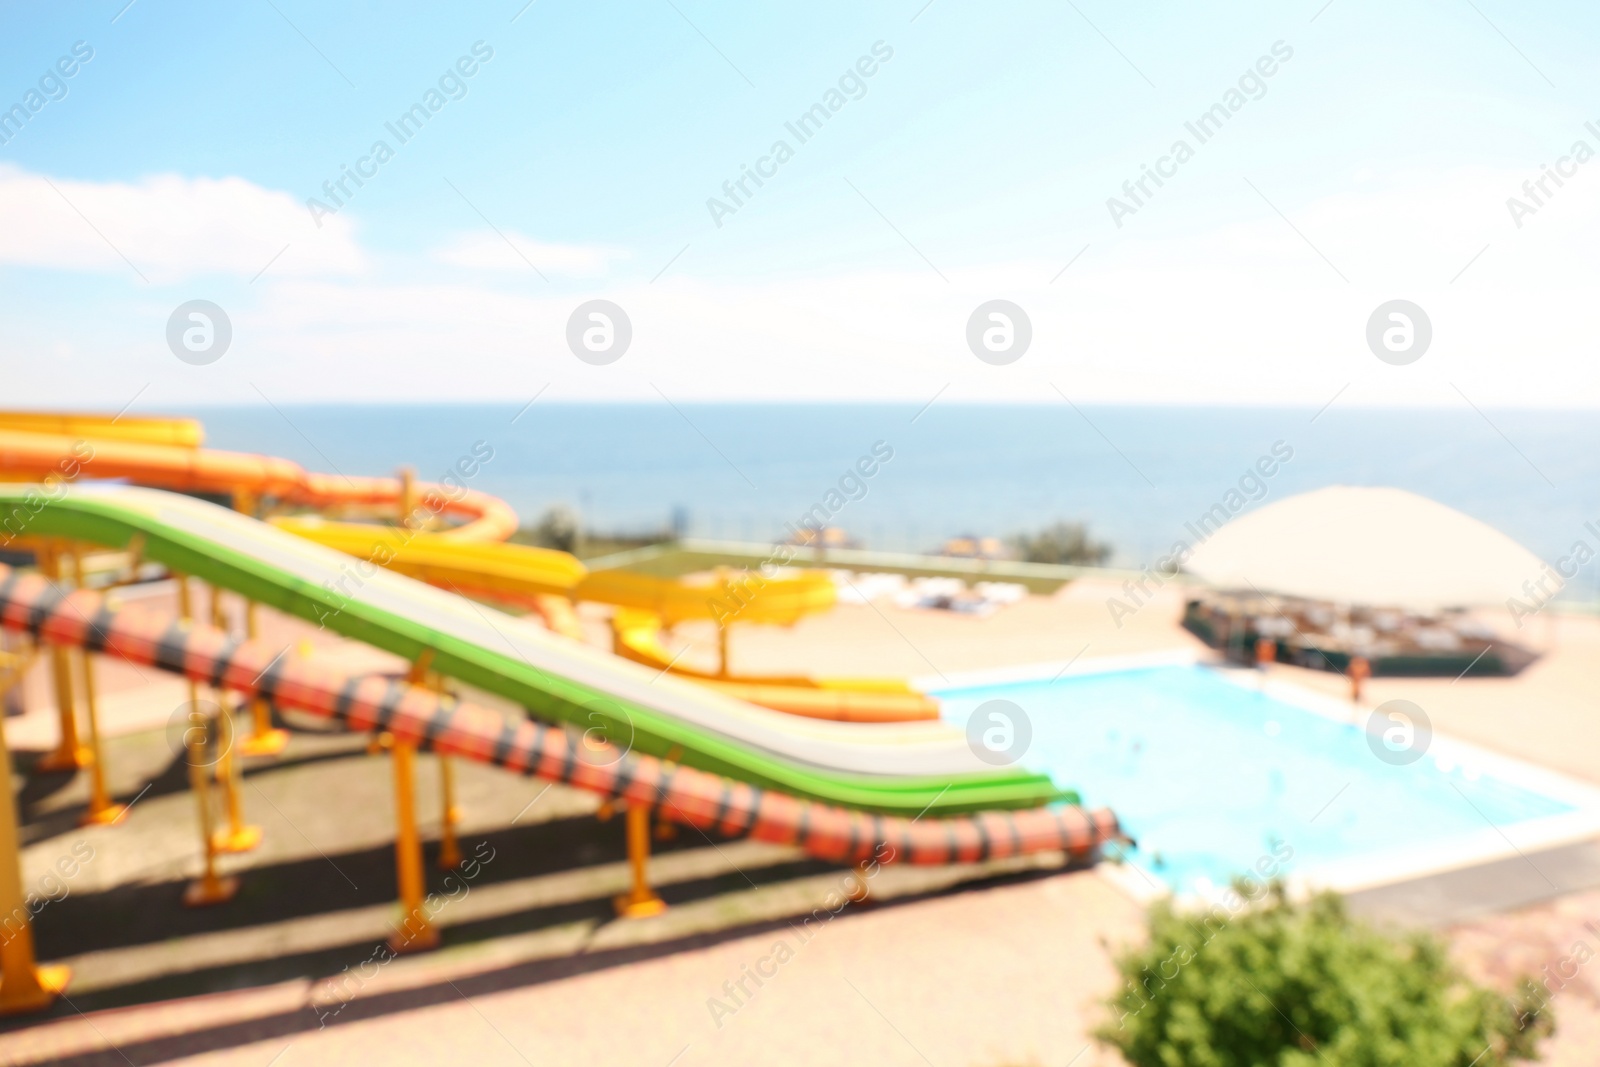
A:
16 861 1079 1067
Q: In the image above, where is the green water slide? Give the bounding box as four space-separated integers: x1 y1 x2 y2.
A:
2 486 1068 816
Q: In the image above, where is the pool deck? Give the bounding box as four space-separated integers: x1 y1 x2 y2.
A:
2 578 1598 1065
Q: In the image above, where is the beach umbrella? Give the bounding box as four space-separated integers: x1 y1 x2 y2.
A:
1182 485 1549 612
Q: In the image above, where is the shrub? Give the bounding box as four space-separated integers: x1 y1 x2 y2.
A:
517 505 581 554
1010 521 1110 566
1096 885 1550 1067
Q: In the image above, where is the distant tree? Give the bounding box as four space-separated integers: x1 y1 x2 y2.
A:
523 505 581 554
513 507 678 559
1011 521 1110 566
1097 885 1551 1067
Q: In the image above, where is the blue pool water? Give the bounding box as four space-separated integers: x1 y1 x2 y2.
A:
932 665 1576 896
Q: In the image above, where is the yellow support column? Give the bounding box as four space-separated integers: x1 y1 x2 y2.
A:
846 859 874 904
72 649 124 827
230 492 288 759
0 669 70 1013
392 642 439 947
33 543 86 774
715 570 733 679
181 707 237 907
176 574 237 906
205 585 261 853
241 696 286 757
413 654 463 872
211 702 262 853
398 466 418 529
387 738 438 953
437 755 462 870
65 548 123 827
176 572 199 714
613 802 666 918
238 601 288 757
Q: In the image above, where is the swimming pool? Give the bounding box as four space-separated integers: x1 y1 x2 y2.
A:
930 659 1600 900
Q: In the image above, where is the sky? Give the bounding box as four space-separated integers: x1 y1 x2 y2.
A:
3 0 1599 411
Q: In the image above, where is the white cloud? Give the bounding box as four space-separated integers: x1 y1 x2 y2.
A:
433 230 627 277
0 165 364 282
8 164 1600 409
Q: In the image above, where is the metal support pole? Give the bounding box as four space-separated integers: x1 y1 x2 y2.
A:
389 643 439 948
33 543 85 773
846 859 874 904
211 700 261 853
437 756 462 870
402 651 461 871
230 493 288 759
613 802 666 918
0 680 70 1013
176 574 238 906
203 585 260 852
238 600 288 756
181 709 238 907
387 738 438 952
73 649 123 827
65 548 122 827
176 572 199 715
398 467 418 529
716 571 732 679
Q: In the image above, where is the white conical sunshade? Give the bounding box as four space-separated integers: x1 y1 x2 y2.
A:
1182 486 1548 611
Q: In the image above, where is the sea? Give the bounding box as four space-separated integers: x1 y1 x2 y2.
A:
192 404 1600 599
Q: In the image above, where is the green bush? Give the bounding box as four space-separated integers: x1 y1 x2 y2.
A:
1010 521 1110 566
1096 884 1550 1067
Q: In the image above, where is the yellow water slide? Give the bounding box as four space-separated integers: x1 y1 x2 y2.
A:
608 608 938 721
267 519 934 720
0 412 932 721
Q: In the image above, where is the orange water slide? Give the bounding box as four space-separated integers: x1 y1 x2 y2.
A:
0 413 516 541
